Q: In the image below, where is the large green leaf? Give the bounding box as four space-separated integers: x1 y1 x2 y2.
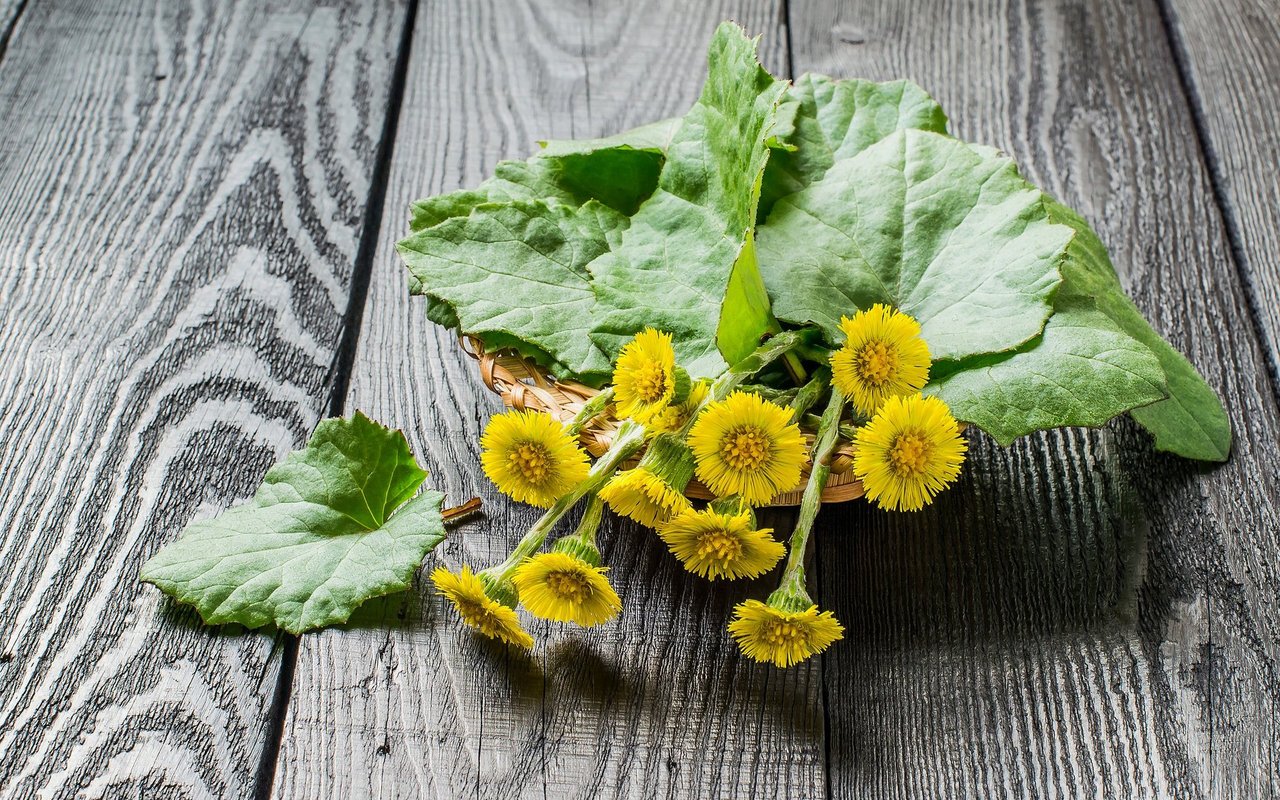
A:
919 193 1229 458
409 123 674 339
759 74 949 217
588 21 788 377
140 413 445 634
926 286 1168 445
1045 200 1232 461
757 129 1072 360
399 199 625 383
409 147 663 233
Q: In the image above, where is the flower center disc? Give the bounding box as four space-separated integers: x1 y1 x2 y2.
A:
855 340 898 386
697 528 744 567
633 362 670 403
546 570 592 604
721 427 771 471
458 600 501 636
763 619 804 647
509 442 553 485
889 433 931 477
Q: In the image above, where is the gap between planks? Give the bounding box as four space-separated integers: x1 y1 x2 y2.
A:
251 1 423 798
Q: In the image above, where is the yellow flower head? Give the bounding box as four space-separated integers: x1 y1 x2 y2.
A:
613 329 681 424
599 467 692 528
658 507 785 580
647 380 710 435
831 303 931 417
431 566 534 649
512 552 622 627
853 393 967 511
728 599 844 667
687 392 807 506
481 409 590 507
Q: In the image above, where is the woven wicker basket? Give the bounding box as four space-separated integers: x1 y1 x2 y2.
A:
462 336 865 507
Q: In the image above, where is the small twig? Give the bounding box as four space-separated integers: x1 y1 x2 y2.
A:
442 497 483 525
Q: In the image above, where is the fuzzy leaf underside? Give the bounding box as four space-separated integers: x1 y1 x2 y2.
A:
140 413 445 634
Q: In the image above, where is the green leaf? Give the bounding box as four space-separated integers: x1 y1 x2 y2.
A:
406 129 671 355
759 74 950 217
926 287 1169 445
399 199 625 384
1044 200 1232 461
757 129 1072 361
588 21 788 377
539 117 681 157
409 147 663 233
140 413 446 634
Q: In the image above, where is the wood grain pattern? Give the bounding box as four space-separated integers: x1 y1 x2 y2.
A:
789 0 1280 797
270 2 831 798
1160 0 1280 380
0 0 27 59
0 1 407 797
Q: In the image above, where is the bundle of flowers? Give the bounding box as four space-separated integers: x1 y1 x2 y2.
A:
139 22 1229 669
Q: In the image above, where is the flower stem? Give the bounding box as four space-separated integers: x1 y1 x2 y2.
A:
571 491 605 546
773 386 846 606
566 387 615 438
800 414 868 438
789 367 831 422
488 419 646 580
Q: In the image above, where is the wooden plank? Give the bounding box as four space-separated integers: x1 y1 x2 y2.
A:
0 0 408 796
1161 1 1280 383
788 0 1280 797
0 0 27 58
1157 5 1280 793
270 2 830 798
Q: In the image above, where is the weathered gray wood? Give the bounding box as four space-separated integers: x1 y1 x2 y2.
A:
1157 2 1280 793
0 1 407 797
789 0 1280 797
0 0 26 57
1161 0 1280 380
271 2 828 798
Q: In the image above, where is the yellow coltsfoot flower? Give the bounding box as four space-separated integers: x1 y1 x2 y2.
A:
598 433 695 527
431 566 534 649
658 505 785 580
613 329 688 424
512 551 622 627
481 409 590 507
830 303 931 417
599 467 692 527
687 391 807 506
728 599 844 667
647 379 710 435
853 393 967 511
